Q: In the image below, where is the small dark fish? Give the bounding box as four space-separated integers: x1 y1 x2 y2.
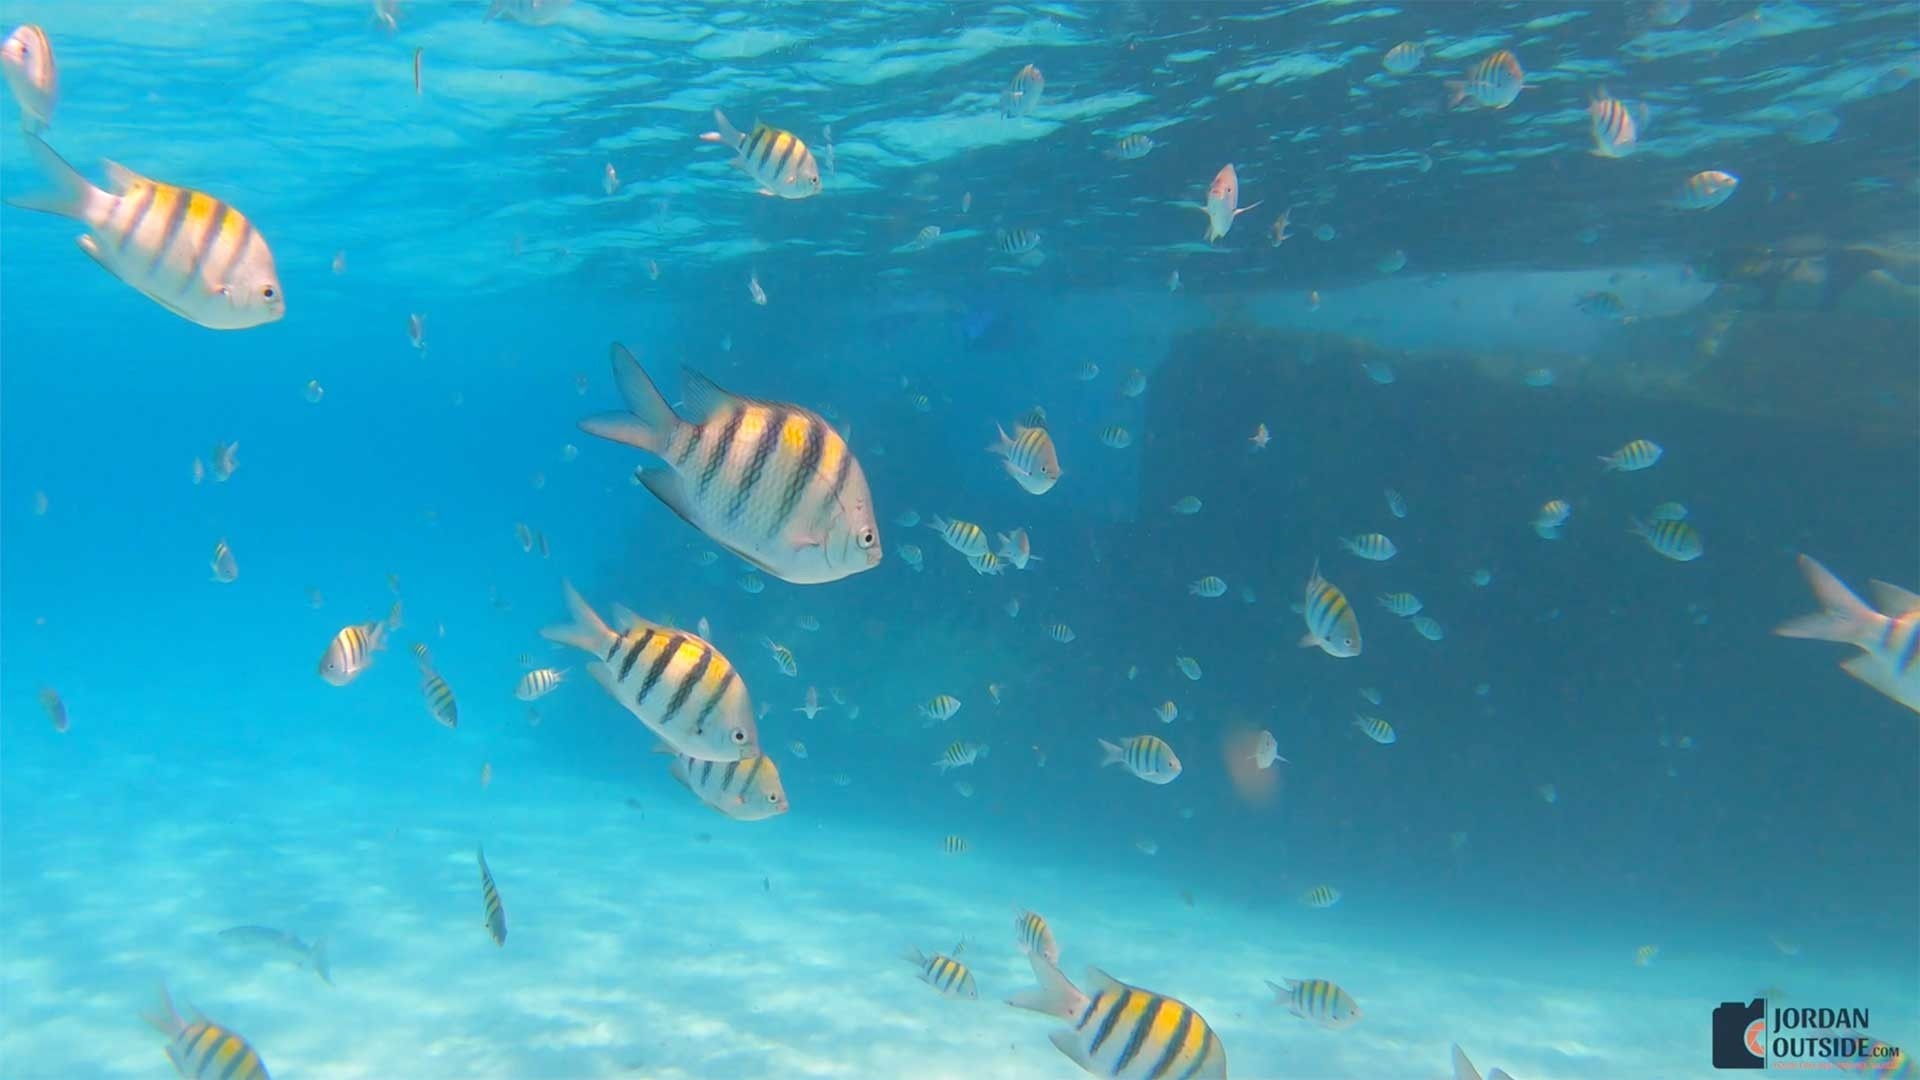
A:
624 797 644 812
477 845 507 946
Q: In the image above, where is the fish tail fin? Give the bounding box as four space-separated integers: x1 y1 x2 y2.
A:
581 342 679 455
1097 737 1124 768
1625 516 1649 539
1445 80 1470 108
1006 951 1084 1019
310 938 333 985
1598 454 1618 470
1775 554 1881 645
541 580 617 656
986 422 1012 458
141 981 183 1038
367 621 390 653
1264 978 1293 1001
9 134 105 223
700 108 743 147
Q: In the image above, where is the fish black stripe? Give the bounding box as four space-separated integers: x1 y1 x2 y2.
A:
690 668 734 735
214 217 255 285
635 635 683 705
1148 1004 1196 1080
740 754 765 790
1089 988 1132 1054
1176 1029 1219 1080
117 183 155 251
150 188 193 274
659 647 712 727
719 758 742 793
766 418 823 540
700 409 745 496
1078 989 1106 1030
676 424 704 467
604 637 622 663
728 407 786 521
189 1026 223 1070
1897 617 1919 674
183 202 231 292
620 630 653 680
1114 995 1165 1074
824 439 854 508
217 1039 251 1080
749 128 776 174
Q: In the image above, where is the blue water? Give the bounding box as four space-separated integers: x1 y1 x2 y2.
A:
2 3 1917 1079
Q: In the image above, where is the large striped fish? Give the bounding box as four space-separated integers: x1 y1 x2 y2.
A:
1300 560 1361 658
581 344 881 585
666 748 789 821
142 983 272 1080
698 108 821 199
541 581 761 761
476 846 507 946
10 136 283 330
1775 554 1920 715
1008 952 1227 1080
1 24 56 132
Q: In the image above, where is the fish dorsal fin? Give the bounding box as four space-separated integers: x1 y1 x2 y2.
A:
1081 966 1125 996
680 367 748 422
1451 1044 1483 1080
1867 580 1920 616
609 603 646 633
103 160 148 194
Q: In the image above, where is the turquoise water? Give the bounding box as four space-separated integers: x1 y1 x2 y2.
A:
2 3 1917 1079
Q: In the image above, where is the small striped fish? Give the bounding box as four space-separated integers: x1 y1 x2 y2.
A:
2 24 56 132
667 751 789 821
410 641 433 670
1382 41 1423 74
1301 561 1362 657
1175 656 1202 681
39 687 67 732
763 637 797 676
1189 576 1227 598
1014 907 1060 964
1447 49 1525 110
1775 555 1920 715
477 846 507 946
580 344 879 584
1001 62 1044 118
1588 89 1639 158
988 422 1062 495
1099 425 1133 448
1267 977 1362 1029
928 515 989 557
318 621 386 686
1120 369 1148 398
1537 499 1573 527
1046 622 1077 644
1340 533 1398 561
14 136 283 330
209 538 238 583
1099 734 1182 784
1599 438 1663 472
1105 133 1155 160
698 108 821 199
1154 701 1178 724
738 572 767 594
1648 501 1689 522
993 226 1042 255
967 550 1006 575
1008 954 1226 1080
1675 169 1738 210
515 667 567 701
911 944 978 999
1628 517 1703 561
1377 592 1423 617
919 694 962 724
941 834 969 854
1353 715 1397 745
541 582 760 761
1384 488 1408 518
1302 884 1342 909
934 739 988 772
421 670 459 729
142 983 270 1080
1410 615 1445 641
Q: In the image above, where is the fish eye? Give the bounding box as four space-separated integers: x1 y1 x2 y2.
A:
262 285 277 299
858 528 875 548
731 728 748 744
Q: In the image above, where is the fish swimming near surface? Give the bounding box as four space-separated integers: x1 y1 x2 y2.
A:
10 136 284 330
699 108 822 199
541 581 761 761
1 24 56 132
477 845 507 946
217 926 332 985
579 344 881 584
1775 554 1920 715
1007 951 1227 1079
1193 163 1260 243
142 982 272 1080
1447 50 1526 110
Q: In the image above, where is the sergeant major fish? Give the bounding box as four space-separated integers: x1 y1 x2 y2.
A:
1007 952 1227 1080
1 24 55 132
318 621 387 686
1775 554 1920 715
911 941 978 999
143 983 271 1080
541 581 760 761
988 420 1062 495
666 749 789 821
476 846 507 946
10 136 284 330
698 108 822 199
579 344 880 584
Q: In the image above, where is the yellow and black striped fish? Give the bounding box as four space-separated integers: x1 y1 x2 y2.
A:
698 108 821 199
477 845 507 946
928 515 989 556
1014 907 1060 964
910 943 978 999
1628 516 1704 561
1 24 57 133
318 621 386 686
1046 622 1077 644
1302 884 1342 909
988 421 1062 495
1001 63 1045 118
667 750 789 821
1301 560 1361 658
12 136 283 330
1588 89 1639 158
421 670 458 729
1447 49 1525 110
515 667 567 701
1009 953 1227 1080
994 226 1042 255
580 345 880 585
1098 734 1182 784
941 834 969 854
933 739 988 772
142 983 271 1080
1599 438 1662 472
1268 977 1362 1029
542 581 759 761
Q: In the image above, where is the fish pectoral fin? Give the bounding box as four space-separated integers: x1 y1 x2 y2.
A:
637 468 704 529
1839 655 1919 713
1298 633 1321 648
1235 200 1264 217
